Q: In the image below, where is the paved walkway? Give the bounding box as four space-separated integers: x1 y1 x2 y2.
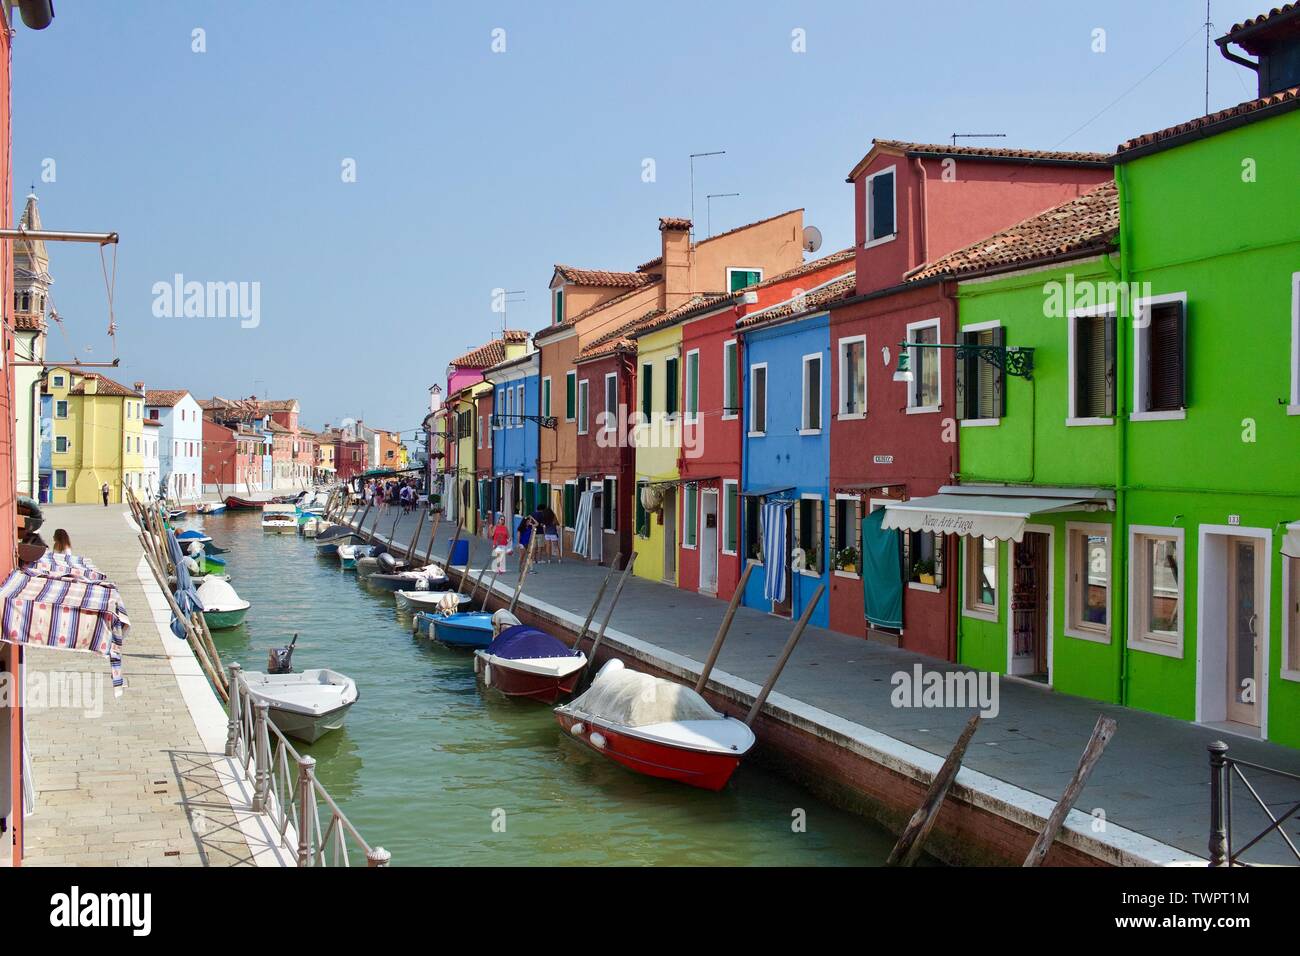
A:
21 505 287 867
349 504 1300 865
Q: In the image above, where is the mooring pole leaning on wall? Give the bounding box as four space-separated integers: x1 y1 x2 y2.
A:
694 562 755 693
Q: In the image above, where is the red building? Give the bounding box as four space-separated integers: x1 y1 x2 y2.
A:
676 251 856 602
474 389 493 525
827 140 1111 656
202 418 268 492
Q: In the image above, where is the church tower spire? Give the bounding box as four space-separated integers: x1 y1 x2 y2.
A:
14 191 52 332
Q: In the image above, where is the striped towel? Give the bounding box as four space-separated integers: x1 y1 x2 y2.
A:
0 567 130 694
572 490 596 559
32 553 107 583
762 500 792 603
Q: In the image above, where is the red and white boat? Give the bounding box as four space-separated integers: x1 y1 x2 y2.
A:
474 624 586 704
554 659 755 791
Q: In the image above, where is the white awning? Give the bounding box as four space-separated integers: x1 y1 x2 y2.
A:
881 486 1113 542
1283 523 1300 560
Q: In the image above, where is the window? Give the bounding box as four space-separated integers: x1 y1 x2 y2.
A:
542 377 552 418
1129 527 1183 656
55 436 68 453
1067 524 1111 640
683 483 698 548
907 320 940 411
833 496 861 574
55 469 67 489
55 400 68 418
477 418 483 448
52 374 64 388
839 336 866 417
665 356 679 416
955 325 1005 421
604 373 618 436
744 495 763 562
727 268 762 292
577 379 589 435
602 477 616 532
749 364 767 435
1133 294 1187 419
553 288 564 325
1069 307 1116 422
964 537 997 617
634 481 649 537
794 496 823 574
515 385 524 427
640 362 653 419
865 166 896 247
905 530 944 589
565 370 577 422
1287 554 1300 678
684 350 700 421
801 354 822 432
722 340 739 418
722 481 739 554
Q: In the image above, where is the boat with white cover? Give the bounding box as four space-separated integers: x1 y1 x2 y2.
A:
198 577 251 629
262 503 298 533
242 668 358 742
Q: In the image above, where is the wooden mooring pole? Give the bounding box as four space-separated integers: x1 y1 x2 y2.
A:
574 554 621 650
694 562 754 693
886 714 981 866
743 583 825 727
1023 714 1117 867
579 552 637 683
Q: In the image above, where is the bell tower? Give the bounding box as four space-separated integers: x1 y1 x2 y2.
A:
14 192 51 336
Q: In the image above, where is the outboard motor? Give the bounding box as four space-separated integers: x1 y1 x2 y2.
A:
378 552 407 574
267 634 298 674
492 609 521 636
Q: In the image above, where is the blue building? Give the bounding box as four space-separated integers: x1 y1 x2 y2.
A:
485 349 540 537
738 302 832 627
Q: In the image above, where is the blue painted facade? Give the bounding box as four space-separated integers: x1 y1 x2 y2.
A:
487 353 540 534
739 311 831 627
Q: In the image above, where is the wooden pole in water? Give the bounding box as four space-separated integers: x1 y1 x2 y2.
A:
405 508 426 562
694 562 755 693
469 560 492 605
886 713 981 866
744 582 825 727
507 533 538 615
353 502 372 541
423 509 443 566
580 552 638 683
1023 715 1117 867
574 554 621 650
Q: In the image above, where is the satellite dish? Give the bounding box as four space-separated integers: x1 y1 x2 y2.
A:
802 225 823 254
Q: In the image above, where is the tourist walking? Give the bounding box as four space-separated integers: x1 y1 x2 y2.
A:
100 482 110 507
490 515 511 573
540 505 561 563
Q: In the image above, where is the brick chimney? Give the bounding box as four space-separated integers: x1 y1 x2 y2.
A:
659 217 692 310
133 381 145 398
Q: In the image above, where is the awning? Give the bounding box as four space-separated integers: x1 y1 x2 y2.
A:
1283 523 1300 560
881 485 1113 542
742 485 795 498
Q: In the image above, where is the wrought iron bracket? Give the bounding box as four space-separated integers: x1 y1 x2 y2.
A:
899 340 1035 380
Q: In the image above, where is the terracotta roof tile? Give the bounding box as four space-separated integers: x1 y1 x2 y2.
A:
576 308 662 362
553 265 657 288
145 388 189 407
907 182 1118 282
535 280 662 343
1115 86 1300 158
848 139 1111 181
449 331 530 369
659 217 692 231
631 294 735 338
738 273 857 329
1225 3 1300 43
14 313 45 332
69 373 143 398
755 248 856 289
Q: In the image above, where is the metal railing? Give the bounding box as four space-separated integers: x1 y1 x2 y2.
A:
226 663 390 867
1208 740 1300 866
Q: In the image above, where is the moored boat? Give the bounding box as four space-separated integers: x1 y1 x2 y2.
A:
338 543 379 569
417 610 495 648
175 528 211 545
198 577 251 629
554 659 755 791
395 589 470 612
314 524 362 556
262 503 298 533
243 668 358 743
196 501 226 515
474 625 586 704
223 495 263 511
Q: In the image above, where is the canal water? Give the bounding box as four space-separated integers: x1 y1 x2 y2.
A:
199 510 898 865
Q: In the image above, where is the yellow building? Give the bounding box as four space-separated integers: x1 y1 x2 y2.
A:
47 368 146 503
629 323 683 585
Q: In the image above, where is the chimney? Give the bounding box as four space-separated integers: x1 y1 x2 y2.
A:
659 217 692 309
133 381 145 398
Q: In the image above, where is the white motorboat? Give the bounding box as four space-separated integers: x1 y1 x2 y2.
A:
196 501 227 515
395 589 471 612
262 503 298 533
242 668 358 743
198 577 251 629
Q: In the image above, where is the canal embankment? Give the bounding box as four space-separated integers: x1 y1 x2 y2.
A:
20 504 291 867
342 504 1300 866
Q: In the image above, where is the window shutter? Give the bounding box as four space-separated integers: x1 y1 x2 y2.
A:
934 533 946 589
1103 313 1117 417
566 374 576 419
991 327 1006 419
641 367 652 418
954 333 968 420
1148 302 1186 411
871 171 895 239
666 359 679 415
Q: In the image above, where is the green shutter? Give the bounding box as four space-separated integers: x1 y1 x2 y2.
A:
666 358 679 415
641 364 652 418
565 373 576 420
554 289 564 325
635 482 647 537
564 484 576 527
542 379 551 418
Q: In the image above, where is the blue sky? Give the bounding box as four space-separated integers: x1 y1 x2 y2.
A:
12 0 1270 437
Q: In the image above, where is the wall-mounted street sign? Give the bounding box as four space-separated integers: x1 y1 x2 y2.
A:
873 455 894 464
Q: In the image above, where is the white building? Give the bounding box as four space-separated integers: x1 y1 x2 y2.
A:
146 389 204 501
142 420 161 497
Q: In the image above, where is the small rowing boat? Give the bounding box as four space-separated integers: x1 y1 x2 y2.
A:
243 669 358 743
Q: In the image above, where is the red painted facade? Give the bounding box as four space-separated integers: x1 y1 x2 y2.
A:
574 349 635 565
829 142 1111 656
1 10 19 865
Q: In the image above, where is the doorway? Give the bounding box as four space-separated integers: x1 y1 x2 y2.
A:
773 515 793 619
661 487 677 583
1009 528 1052 682
1227 537 1264 727
699 490 719 594
1198 527 1271 737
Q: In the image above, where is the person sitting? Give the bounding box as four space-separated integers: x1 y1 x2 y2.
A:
52 528 72 554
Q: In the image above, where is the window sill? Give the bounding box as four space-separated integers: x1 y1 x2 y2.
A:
1128 636 1183 659
721 549 738 557
838 411 866 421
1064 626 1111 645
1281 668 1300 684
1066 417 1114 427
798 568 821 578
721 413 738 421
1130 409 1186 422
833 570 861 580
906 405 940 415
681 544 697 551
798 428 822 437
863 233 896 250
747 431 766 438
960 418 1000 428
907 582 940 593
962 608 998 624
1288 405 1300 417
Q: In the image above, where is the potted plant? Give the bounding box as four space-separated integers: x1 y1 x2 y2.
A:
835 546 859 574
912 558 936 586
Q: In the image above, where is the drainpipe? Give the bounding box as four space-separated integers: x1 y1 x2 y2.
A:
914 158 929 267
1114 165 1133 707
29 370 45 499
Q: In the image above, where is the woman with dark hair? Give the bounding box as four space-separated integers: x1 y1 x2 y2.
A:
540 505 560 563
52 528 72 554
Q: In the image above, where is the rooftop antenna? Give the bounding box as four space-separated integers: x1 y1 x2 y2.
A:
1204 0 1212 115
705 192 739 238
950 133 1008 146
689 150 725 239
499 289 525 335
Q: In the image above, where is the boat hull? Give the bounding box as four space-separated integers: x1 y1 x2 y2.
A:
474 654 583 704
554 712 744 791
428 613 494 649
223 496 262 511
262 522 297 533
268 701 354 743
203 606 248 630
